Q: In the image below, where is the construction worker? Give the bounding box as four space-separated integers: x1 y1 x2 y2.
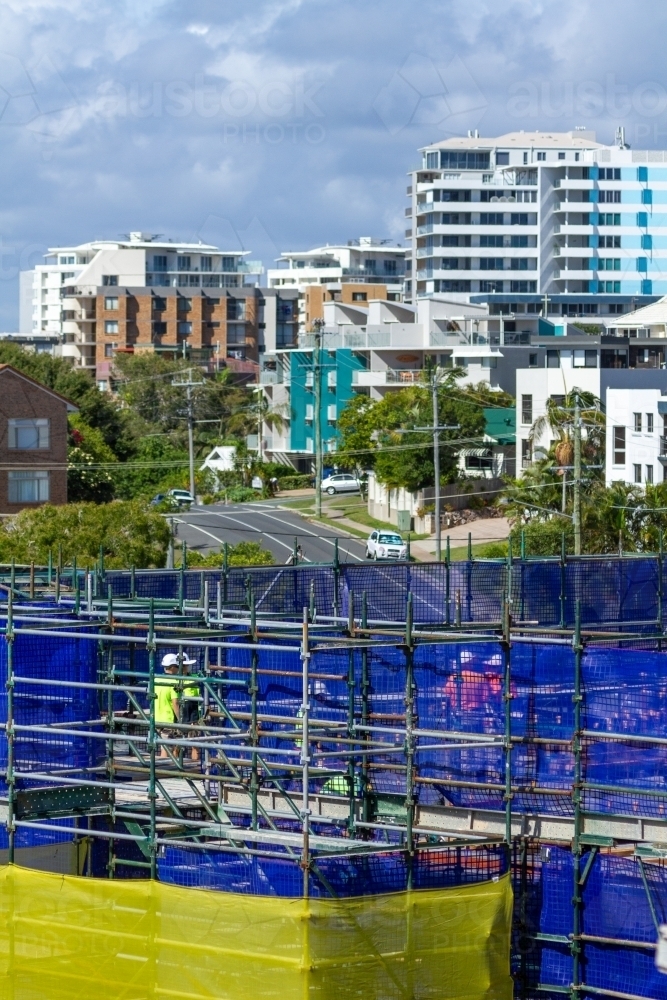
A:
161 653 200 762
155 656 180 759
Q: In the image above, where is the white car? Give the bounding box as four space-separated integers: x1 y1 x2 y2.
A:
365 530 408 560
167 489 195 507
321 473 361 495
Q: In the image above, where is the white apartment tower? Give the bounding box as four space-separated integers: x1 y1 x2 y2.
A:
407 129 664 319
23 233 262 370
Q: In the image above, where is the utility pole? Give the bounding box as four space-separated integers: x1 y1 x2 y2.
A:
172 367 204 500
416 368 459 562
313 326 323 519
573 402 582 555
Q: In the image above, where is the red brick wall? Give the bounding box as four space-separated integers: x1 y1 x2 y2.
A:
0 368 70 513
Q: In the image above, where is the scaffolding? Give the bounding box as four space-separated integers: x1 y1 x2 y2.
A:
2 558 667 997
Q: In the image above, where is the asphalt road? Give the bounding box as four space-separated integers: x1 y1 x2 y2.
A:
172 500 368 565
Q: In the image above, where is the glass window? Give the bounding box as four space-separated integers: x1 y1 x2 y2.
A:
546 350 560 368
153 256 168 272
200 256 212 272
521 439 532 468
634 413 642 432
521 394 533 425
104 343 116 358
613 426 625 465
8 418 49 450
646 465 654 484
152 297 166 311
59 255 75 265
102 275 118 286
104 320 118 334
536 152 546 161
647 414 654 433
8 470 49 503
227 324 246 345
221 257 236 272
177 256 191 271
104 297 118 310
496 152 509 165
177 322 192 335
634 464 642 483
529 353 538 367
440 151 490 170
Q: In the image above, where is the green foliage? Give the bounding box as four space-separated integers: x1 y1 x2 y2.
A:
337 373 486 492
113 436 189 500
0 502 170 568
179 541 274 567
67 416 117 503
509 519 574 556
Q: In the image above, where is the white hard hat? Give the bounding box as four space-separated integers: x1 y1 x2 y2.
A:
161 653 196 668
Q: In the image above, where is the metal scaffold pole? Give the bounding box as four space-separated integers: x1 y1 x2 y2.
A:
300 608 311 899
147 598 157 880
571 599 583 999
6 590 14 865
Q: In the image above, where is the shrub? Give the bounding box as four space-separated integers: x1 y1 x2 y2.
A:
178 541 273 567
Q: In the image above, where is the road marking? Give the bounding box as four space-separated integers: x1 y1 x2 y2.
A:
183 511 308 560
242 509 366 563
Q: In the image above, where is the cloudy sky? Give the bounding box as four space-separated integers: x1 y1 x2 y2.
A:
0 0 666 327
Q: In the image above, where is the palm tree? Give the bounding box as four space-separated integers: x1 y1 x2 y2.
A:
528 389 605 510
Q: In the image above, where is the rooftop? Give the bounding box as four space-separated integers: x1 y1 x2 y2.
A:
425 130 603 151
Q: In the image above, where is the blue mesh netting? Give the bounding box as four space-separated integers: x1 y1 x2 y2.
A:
105 555 667 627
0 628 102 780
538 847 667 1000
158 843 508 897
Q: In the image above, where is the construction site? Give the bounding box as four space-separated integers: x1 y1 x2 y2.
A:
1 550 667 999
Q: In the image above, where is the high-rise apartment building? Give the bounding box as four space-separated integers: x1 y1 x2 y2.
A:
22 233 262 376
406 129 664 318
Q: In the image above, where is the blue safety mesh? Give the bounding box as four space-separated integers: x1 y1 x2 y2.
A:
158 843 508 897
539 847 667 1000
0 628 102 780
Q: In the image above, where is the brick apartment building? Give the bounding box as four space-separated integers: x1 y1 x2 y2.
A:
91 286 262 387
0 365 76 513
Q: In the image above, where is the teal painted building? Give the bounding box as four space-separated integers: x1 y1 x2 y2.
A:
288 349 366 453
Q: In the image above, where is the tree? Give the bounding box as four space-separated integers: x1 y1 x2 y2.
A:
67 416 117 503
0 501 170 568
336 371 486 492
529 389 604 469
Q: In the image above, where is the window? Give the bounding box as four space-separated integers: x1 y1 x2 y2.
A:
634 413 642 432
510 213 530 225
601 349 628 368
598 190 621 203
200 256 212 272
646 465 654 484
529 353 538 367
480 235 503 247
613 426 626 465
573 350 598 368
104 343 117 358
521 394 533 425
227 323 246 345
102 275 118 286
178 297 192 312
546 350 560 368
523 152 528 164
510 280 537 293
647 413 654 433
599 213 621 225
177 256 191 271
8 470 49 503
440 151 490 170
634 464 642 483
510 258 535 270
598 258 621 271
104 320 118 334
221 257 236 272
600 168 621 180
558 152 565 160
8 418 49 450
510 234 529 247
153 322 167 335
601 235 621 248
152 296 166 311
384 259 397 274
352 292 367 301
479 258 503 270
153 256 168 272
496 152 509 165
536 152 546 161
521 439 532 468
59 255 75 265
177 322 192 336
227 298 246 321
480 213 504 225
104 297 118 310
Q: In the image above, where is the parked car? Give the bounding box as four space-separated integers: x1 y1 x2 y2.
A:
365 530 408 560
149 493 179 509
321 473 361 495
167 488 195 508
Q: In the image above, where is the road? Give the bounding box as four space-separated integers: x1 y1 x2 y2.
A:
172 500 368 565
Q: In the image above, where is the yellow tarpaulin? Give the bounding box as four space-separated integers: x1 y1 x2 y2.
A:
0 864 512 1000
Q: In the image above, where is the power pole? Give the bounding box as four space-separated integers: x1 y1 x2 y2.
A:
573 402 582 555
172 367 205 500
313 328 323 519
432 374 442 562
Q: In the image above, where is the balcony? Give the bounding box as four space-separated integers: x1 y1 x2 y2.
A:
352 369 424 388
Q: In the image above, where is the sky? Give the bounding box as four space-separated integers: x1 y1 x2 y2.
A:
1 0 667 328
